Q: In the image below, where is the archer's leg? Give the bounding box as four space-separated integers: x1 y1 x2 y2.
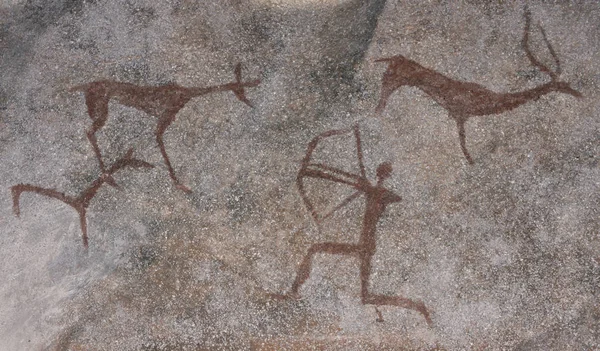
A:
288 242 360 298
156 117 191 193
358 251 384 322
359 252 374 303
362 292 432 325
360 252 432 324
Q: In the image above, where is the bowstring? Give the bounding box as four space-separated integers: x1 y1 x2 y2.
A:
294 123 366 236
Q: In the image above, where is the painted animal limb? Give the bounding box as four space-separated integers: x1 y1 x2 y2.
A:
11 149 153 249
455 117 474 164
73 63 260 192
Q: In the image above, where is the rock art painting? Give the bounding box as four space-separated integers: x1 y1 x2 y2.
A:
375 7 582 163
10 62 260 249
11 149 153 249
271 124 431 324
1 1 597 349
71 63 260 192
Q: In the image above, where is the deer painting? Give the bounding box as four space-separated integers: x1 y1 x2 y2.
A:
375 8 582 164
71 63 260 192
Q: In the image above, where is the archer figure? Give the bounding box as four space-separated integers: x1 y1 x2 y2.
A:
272 125 431 324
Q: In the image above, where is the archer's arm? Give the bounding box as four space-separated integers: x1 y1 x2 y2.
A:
301 167 360 188
308 162 364 183
382 189 402 204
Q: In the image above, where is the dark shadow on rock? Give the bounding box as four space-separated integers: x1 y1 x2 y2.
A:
0 0 90 108
1 0 89 65
310 0 387 100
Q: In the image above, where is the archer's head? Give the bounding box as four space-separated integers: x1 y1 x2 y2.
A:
376 162 393 181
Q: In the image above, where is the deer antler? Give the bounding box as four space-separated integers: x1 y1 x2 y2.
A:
522 6 560 81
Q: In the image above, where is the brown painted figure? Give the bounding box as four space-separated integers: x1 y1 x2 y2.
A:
272 125 431 324
71 63 260 192
375 8 582 164
11 149 153 249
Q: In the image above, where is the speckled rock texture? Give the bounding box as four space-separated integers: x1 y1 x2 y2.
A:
1 1 598 350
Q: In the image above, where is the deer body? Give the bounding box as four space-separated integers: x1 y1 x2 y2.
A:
376 9 582 164
378 55 581 118
72 81 241 118
72 64 259 192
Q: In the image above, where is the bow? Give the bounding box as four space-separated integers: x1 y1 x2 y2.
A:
296 124 367 233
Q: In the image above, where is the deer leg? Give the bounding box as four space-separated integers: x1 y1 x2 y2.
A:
156 117 191 193
287 242 360 298
84 94 110 173
456 118 474 164
85 97 120 188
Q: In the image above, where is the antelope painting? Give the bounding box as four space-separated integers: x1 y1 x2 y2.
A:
375 8 582 164
72 63 260 192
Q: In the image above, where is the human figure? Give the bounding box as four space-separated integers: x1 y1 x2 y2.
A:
273 125 431 324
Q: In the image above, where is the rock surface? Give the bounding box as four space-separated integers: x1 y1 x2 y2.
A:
0 1 598 350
